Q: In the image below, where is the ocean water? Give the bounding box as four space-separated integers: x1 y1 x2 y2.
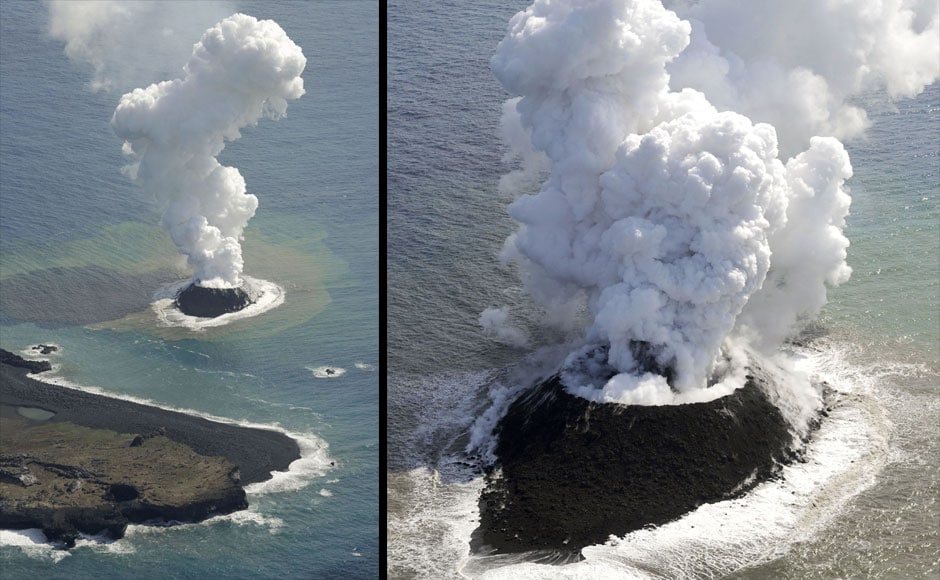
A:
387 1 938 578
0 1 378 578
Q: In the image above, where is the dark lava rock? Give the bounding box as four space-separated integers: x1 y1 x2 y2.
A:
0 504 130 549
0 350 50 374
31 344 58 355
473 365 813 557
175 283 251 318
107 483 140 502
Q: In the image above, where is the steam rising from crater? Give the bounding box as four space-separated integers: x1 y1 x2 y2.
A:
489 0 939 403
111 13 306 288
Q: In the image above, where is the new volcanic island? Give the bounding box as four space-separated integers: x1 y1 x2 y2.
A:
471 352 825 559
174 282 252 318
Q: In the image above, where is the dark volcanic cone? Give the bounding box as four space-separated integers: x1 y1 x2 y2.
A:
473 364 816 558
175 283 251 318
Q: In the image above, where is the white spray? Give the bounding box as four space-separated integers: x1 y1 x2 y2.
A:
480 307 531 348
489 0 939 404
46 0 236 93
110 13 306 289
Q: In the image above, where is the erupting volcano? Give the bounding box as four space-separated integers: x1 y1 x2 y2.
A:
471 0 939 558
111 13 306 320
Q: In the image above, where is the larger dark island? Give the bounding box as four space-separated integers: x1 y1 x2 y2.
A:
0 349 300 548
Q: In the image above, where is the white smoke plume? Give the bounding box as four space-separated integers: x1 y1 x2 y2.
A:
480 307 531 348
111 13 306 288
46 0 236 93
497 98 550 196
490 0 938 404
666 0 940 157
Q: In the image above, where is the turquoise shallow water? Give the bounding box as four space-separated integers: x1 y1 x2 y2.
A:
1 1 377 578
387 1 938 577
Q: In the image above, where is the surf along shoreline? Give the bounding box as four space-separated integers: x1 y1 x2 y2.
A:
0 349 300 547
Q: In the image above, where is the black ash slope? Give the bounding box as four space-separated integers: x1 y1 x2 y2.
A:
473 364 819 558
175 283 252 318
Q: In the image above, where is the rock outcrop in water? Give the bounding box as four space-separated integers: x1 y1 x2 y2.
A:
175 283 251 318
472 364 816 558
0 349 51 374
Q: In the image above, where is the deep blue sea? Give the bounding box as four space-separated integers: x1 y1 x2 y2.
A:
388 1 938 578
1 1 377 578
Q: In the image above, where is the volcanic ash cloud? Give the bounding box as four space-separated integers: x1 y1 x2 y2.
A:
112 13 306 289
486 0 939 404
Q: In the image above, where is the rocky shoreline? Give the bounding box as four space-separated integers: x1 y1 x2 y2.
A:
472 364 822 558
0 349 300 548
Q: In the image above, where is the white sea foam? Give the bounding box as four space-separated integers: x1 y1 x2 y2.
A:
309 365 347 379
388 467 485 579
220 508 285 532
0 529 69 563
122 506 285 539
32 506 289 557
19 344 61 359
354 362 376 371
388 371 505 578
390 369 512 470
0 528 135 561
0 518 285 561
0 506 289 558
73 533 136 555
0 529 48 547
245 431 334 495
151 276 286 330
